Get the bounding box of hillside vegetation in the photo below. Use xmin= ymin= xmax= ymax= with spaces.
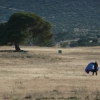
xmin=0 ymin=0 xmax=100 ymax=33
xmin=0 ymin=0 xmax=100 ymax=46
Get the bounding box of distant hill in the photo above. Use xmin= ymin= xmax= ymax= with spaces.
xmin=0 ymin=0 xmax=100 ymax=34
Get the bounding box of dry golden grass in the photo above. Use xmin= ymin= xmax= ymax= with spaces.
xmin=0 ymin=46 xmax=100 ymax=100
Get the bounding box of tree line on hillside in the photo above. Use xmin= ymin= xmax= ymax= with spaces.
xmin=54 ymin=31 xmax=100 ymax=47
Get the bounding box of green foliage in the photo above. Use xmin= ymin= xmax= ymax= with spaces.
xmin=60 ymin=42 xmax=69 ymax=48
xmin=54 ymin=30 xmax=100 ymax=47
xmin=1 ymin=0 xmax=100 ymax=47
xmin=54 ymin=32 xmax=75 ymax=42
xmin=66 ymin=96 xmax=80 ymax=100
xmin=0 ymin=12 xmax=53 ymax=50
xmin=70 ymin=41 xmax=78 ymax=47
xmin=77 ymin=37 xmax=99 ymax=46
xmin=0 ymin=0 xmax=100 ymax=34
xmin=31 ymin=20 xmax=53 ymax=46
xmin=69 ymin=37 xmax=100 ymax=47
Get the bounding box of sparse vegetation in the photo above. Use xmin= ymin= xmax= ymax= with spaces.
xmin=66 ymin=96 xmax=80 ymax=100
xmin=0 ymin=50 xmax=64 ymax=63
xmin=0 ymin=46 xmax=100 ymax=100
xmin=0 ymin=0 xmax=100 ymax=34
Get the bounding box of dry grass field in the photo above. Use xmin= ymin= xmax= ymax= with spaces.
xmin=0 ymin=46 xmax=100 ymax=100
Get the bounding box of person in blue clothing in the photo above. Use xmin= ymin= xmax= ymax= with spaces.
xmin=92 ymin=61 xmax=98 ymax=76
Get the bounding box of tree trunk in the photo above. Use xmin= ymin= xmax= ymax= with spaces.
xmin=15 ymin=44 xmax=21 ymax=51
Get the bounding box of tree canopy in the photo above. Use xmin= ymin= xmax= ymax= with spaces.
xmin=0 ymin=12 xmax=53 ymax=51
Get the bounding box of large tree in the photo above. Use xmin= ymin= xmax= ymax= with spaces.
xmin=0 ymin=12 xmax=53 ymax=51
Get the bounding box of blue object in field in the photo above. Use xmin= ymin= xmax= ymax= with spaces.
xmin=85 ymin=62 xmax=99 ymax=74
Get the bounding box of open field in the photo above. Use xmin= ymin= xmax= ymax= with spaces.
xmin=0 ymin=46 xmax=100 ymax=100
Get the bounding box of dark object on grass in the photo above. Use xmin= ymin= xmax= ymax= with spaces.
xmin=85 ymin=62 xmax=99 ymax=74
